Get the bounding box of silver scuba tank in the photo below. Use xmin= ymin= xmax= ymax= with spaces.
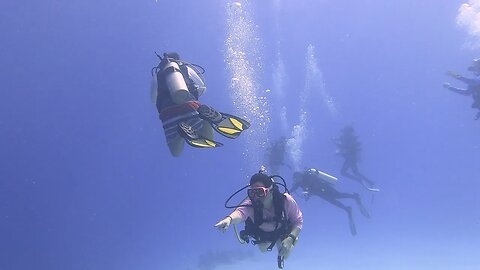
xmin=162 ymin=61 xmax=190 ymax=104
xmin=150 ymin=71 xmax=158 ymax=104
xmin=306 ymin=168 xmax=338 ymax=184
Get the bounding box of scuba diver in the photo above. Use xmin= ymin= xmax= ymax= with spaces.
xmin=333 ymin=125 xmax=379 ymax=192
xmin=151 ymin=52 xmax=250 ymax=156
xmin=265 ymin=137 xmax=289 ymax=175
xmin=291 ymin=168 xmax=370 ymax=236
xmin=443 ymin=58 xmax=480 ymax=120
xmin=214 ymin=168 xmax=303 ymax=269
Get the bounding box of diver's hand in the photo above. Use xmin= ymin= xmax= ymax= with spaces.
xmin=302 ymin=191 xmax=311 ymax=201
xmin=443 ymin=82 xmax=452 ymax=89
xmin=279 ymin=236 xmax=294 ymax=257
xmin=214 ymin=216 xmax=232 ymax=232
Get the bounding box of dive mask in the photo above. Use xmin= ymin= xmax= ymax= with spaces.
xmin=248 ymin=186 xmax=269 ymax=199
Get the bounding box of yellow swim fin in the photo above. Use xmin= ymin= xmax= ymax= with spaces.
xmin=177 ymin=122 xmax=223 ymax=148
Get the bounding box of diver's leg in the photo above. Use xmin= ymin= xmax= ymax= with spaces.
xmin=351 ymin=163 xmax=375 ymax=186
xmin=340 ymin=160 xmax=350 ymax=176
xmin=352 ymin=193 xmax=370 ymax=218
xmin=161 ymin=119 xmax=186 ymax=157
xmin=257 ymin=242 xmax=272 ymax=253
xmin=196 ymin=120 xmax=214 ymax=140
xmin=333 ymin=192 xmax=370 ymax=218
xmin=320 ymin=194 xmax=357 ymax=236
xmin=341 ymin=161 xmax=364 ymax=185
xmin=167 ymin=135 xmax=185 ymax=157
xmin=320 ymin=193 xmax=350 ymax=212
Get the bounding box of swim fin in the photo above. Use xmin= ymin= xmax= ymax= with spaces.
xmin=347 ymin=209 xmax=357 ymax=236
xmin=197 ymin=105 xmax=250 ymax=139
xmin=361 ymin=180 xmax=380 ymax=192
xmin=177 ymin=122 xmax=223 ymax=148
xmin=364 ymin=186 xmax=380 ymax=192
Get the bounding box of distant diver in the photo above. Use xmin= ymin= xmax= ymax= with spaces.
xmin=443 ymin=59 xmax=480 ymax=120
xmin=292 ymin=168 xmax=370 ymax=236
xmin=215 ymin=168 xmax=303 ymax=269
xmin=151 ymin=52 xmax=250 ymax=156
xmin=265 ymin=137 xmax=290 ymax=175
xmin=333 ymin=125 xmax=379 ymax=192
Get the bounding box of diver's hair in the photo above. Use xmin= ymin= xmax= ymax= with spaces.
xmin=253 ymin=200 xmax=264 ymax=226
xmin=250 ymin=173 xmax=273 ymax=187
xmin=271 ymin=186 xmax=286 ymax=223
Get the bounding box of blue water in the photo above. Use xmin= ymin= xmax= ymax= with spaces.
xmin=1 ymin=0 xmax=479 ymax=269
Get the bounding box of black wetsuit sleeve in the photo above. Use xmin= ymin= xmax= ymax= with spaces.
xmin=455 ymin=75 xmax=477 ymax=85
xmin=290 ymin=181 xmax=300 ymax=193
xmin=447 ymin=86 xmax=472 ymax=96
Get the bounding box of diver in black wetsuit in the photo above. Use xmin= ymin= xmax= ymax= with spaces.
xmin=265 ymin=137 xmax=289 ymax=175
xmin=333 ymin=126 xmax=379 ymax=192
xmin=443 ymin=59 xmax=480 ymax=120
xmin=291 ymin=168 xmax=369 ymax=236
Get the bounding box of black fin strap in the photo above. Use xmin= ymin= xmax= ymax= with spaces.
xmin=278 ymin=256 xmax=284 ymax=269
xmin=267 ymin=240 xmax=276 ymax=251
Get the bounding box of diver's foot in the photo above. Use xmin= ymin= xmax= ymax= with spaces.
xmin=177 ymin=122 xmax=224 ymax=148
xmin=177 ymin=121 xmax=198 ymax=140
xmin=198 ymin=105 xmax=223 ymax=123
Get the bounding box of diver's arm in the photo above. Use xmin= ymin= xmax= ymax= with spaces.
xmin=290 ymin=182 xmax=300 ymax=193
xmin=443 ymin=83 xmax=472 ymax=96
xmin=279 ymin=226 xmax=301 ymax=255
xmin=227 ymin=210 xmax=244 ymax=225
xmin=289 ymin=226 xmax=301 ymax=240
xmin=331 ymin=137 xmax=341 ymax=146
xmin=214 ymin=209 xmax=245 ymax=232
xmin=447 ymin=71 xmax=477 ymax=84
xmin=285 ymin=194 xmax=303 ymax=238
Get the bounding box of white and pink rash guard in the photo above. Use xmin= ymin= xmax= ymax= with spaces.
xmin=235 ymin=193 xmax=303 ymax=232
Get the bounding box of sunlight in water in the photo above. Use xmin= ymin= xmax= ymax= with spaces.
xmin=457 ymin=0 xmax=480 ymax=48
xmin=305 ymin=44 xmax=338 ymax=117
xmin=224 ymin=0 xmax=270 ymax=171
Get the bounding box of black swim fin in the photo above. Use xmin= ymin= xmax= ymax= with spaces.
xmin=197 ymin=105 xmax=250 ymax=139
xmin=347 ymin=208 xmax=357 ymax=236
xmin=177 ymin=122 xmax=223 ymax=148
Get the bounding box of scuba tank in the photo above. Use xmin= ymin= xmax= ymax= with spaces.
xmin=150 ymin=71 xmax=158 ymax=104
xmin=306 ymin=168 xmax=338 ymax=184
xmin=162 ymin=60 xmax=191 ymax=105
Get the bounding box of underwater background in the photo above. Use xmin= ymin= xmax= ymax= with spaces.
xmin=1 ymin=0 xmax=480 ymax=269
